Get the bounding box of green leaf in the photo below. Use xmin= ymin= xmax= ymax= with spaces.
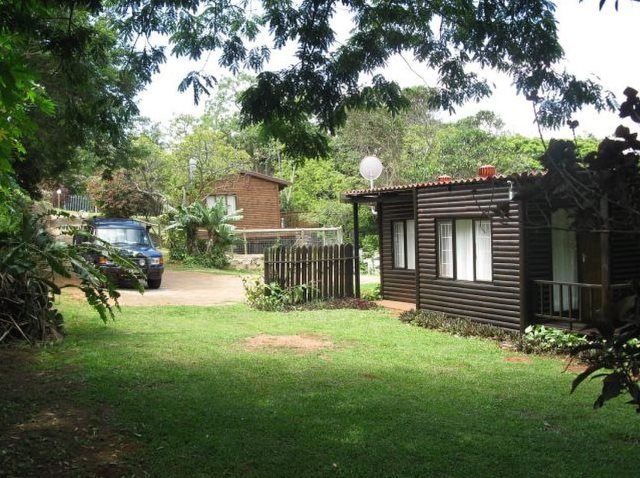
xmin=571 ymin=364 xmax=604 ymax=394
xmin=594 ymin=372 xmax=626 ymax=409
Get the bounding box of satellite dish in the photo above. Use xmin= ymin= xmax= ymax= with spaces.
xmin=359 ymin=156 xmax=383 ymax=188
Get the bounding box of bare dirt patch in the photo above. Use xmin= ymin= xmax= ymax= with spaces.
xmin=0 ymin=348 xmax=145 ymax=477
xmin=504 ymin=355 xmax=533 ymax=364
xmin=563 ymin=360 xmax=589 ymax=374
xmin=243 ymin=334 xmax=333 ymax=351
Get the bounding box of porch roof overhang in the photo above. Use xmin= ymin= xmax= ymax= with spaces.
xmin=341 ymin=171 xmax=545 ymax=204
xmin=341 ymin=190 xmax=414 ymax=204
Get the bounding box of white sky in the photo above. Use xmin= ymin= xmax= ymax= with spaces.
xmin=137 ymin=1 xmax=640 ymax=139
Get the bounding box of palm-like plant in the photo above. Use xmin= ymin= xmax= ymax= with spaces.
xmin=165 ymin=204 xmax=202 ymax=255
xmin=165 ymin=201 xmax=242 ymax=263
xmin=193 ymin=201 xmax=243 ymax=254
xmin=0 ymin=208 xmax=139 ymax=343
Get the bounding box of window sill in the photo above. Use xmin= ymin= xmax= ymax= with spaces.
xmin=435 ymin=277 xmax=494 ymax=284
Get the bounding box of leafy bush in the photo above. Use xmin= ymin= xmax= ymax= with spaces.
xmin=243 ymin=276 xmax=312 ymax=311
xmin=570 ymin=320 xmax=640 ymax=412
xmin=399 ymin=310 xmax=517 ymax=342
xmin=400 ymin=312 xmax=590 ymax=355
xmin=0 ymin=207 xmax=137 ymax=344
xmin=243 ymin=276 xmax=379 ymax=312
xmin=165 ymin=202 xmax=240 ymax=268
xmin=360 ymin=234 xmax=379 ymax=258
xmin=517 ymin=325 xmax=588 ymax=356
xmin=182 ymin=248 xmax=229 ymax=269
xmin=361 ymin=283 xmax=381 ymax=301
xmin=87 ymin=170 xmax=161 ymax=218
xmin=301 ymin=297 xmax=379 ymax=311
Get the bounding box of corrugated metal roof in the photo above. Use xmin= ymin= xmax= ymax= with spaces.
xmin=343 ymin=170 xmax=545 ymax=198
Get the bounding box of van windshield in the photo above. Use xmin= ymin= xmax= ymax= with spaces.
xmin=95 ymin=227 xmax=151 ymax=246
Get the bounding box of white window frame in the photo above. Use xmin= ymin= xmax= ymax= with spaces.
xmin=392 ymin=219 xmax=416 ymax=270
xmin=206 ymin=194 xmax=237 ymax=215
xmin=437 ymin=218 xmax=492 ymax=282
xmin=438 ymin=221 xmax=454 ymax=278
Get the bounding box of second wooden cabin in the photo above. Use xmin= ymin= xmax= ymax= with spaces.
xmin=343 ymin=166 xmax=640 ymax=331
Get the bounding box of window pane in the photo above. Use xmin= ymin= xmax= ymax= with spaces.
xmin=475 ymin=220 xmax=492 ymax=281
xmin=438 ymin=221 xmax=453 ymax=278
xmin=205 ymin=195 xmax=217 ymax=208
xmin=455 ymin=219 xmax=474 ymax=280
xmin=406 ymin=220 xmax=416 ymax=270
xmin=226 ymin=195 xmax=237 ymax=214
xmin=393 ymin=222 xmax=405 ymax=268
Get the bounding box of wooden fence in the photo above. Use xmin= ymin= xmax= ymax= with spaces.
xmin=264 ymin=245 xmax=355 ymax=301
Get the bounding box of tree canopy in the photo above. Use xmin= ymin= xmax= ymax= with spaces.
xmin=1 ymin=2 xmax=153 ymax=194
xmin=1 ymin=0 xmax=628 ymax=186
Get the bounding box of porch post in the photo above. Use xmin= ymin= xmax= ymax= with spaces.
xmin=353 ymin=201 xmax=361 ymax=298
xmin=600 ymin=195 xmax=611 ymax=316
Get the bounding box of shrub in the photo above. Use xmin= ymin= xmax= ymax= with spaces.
xmin=87 ymin=170 xmax=161 ymax=218
xmin=0 ymin=208 xmax=137 ymax=344
xmin=400 ymin=311 xmax=594 ymax=358
xmin=243 ymin=277 xmax=312 ymax=311
xmin=361 ymin=283 xmax=381 ymax=301
xmin=301 ymin=297 xmax=379 ymax=311
xmin=183 ymin=249 xmax=229 ymax=269
xmin=243 ymin=277 xmax=377 ymax=312
xmin=165 ymin=202 xmax=240 ymax=269
xmin=398 ymin=310 xmax=517 ymax=342
xmin=517 ymin=325 xmax=588 ymax=356
xmin=570 ymin=320 xmax=640 ymax=412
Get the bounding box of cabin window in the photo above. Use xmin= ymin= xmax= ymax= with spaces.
xmin=392 ymin=220 xmax=415 ymax=270
xmin=205 ymin=194 xmax=237 ymax=214
xmin=437 ymin=219 xmax=492 ymax=281
xmin=438 ymin=221 xmax=454 ymax=278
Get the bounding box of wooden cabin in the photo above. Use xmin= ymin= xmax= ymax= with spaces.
xmin=343 ymin=166 xmax=640 ymax=331
xmin=204 ymin=171 xmax=290 ymax=229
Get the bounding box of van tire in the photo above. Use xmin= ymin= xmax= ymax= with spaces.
xmin=147 ymin=278 xmax=162 ymax=289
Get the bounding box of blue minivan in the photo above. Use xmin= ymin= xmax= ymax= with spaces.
xmin=80 ymin=218 xmax=164 ymax=289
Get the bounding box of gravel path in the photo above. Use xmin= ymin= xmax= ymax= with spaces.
xmin=115 ymin=269 xmax=247 ymax=306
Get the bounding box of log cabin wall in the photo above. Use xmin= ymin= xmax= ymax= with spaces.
xmin=611 ymin=233 xmax=640 ymax=283
xmin=416 ymin=181 xmax=523 ymax=330
xmin=379 ymin=194 xmax=417 ymax=304
xmin=610 ymin=206 xmax=640 ymax=284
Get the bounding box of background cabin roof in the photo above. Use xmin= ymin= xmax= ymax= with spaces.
xmin=240 ymin=171 xmax=291 ymax=190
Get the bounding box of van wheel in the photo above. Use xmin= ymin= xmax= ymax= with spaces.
xmin=147 ymin=278 xmax=162 ymax=289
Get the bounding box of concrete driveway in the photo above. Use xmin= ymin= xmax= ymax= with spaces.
xmin=116 ymin=269 xmax=247 ymax=306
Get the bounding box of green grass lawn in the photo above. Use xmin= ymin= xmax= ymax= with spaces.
xmin=14 ymin=300 xmax=640 ymax=477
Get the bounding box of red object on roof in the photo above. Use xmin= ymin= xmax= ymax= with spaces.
xmin=478 ymin=165 xmax=497 ymax=178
